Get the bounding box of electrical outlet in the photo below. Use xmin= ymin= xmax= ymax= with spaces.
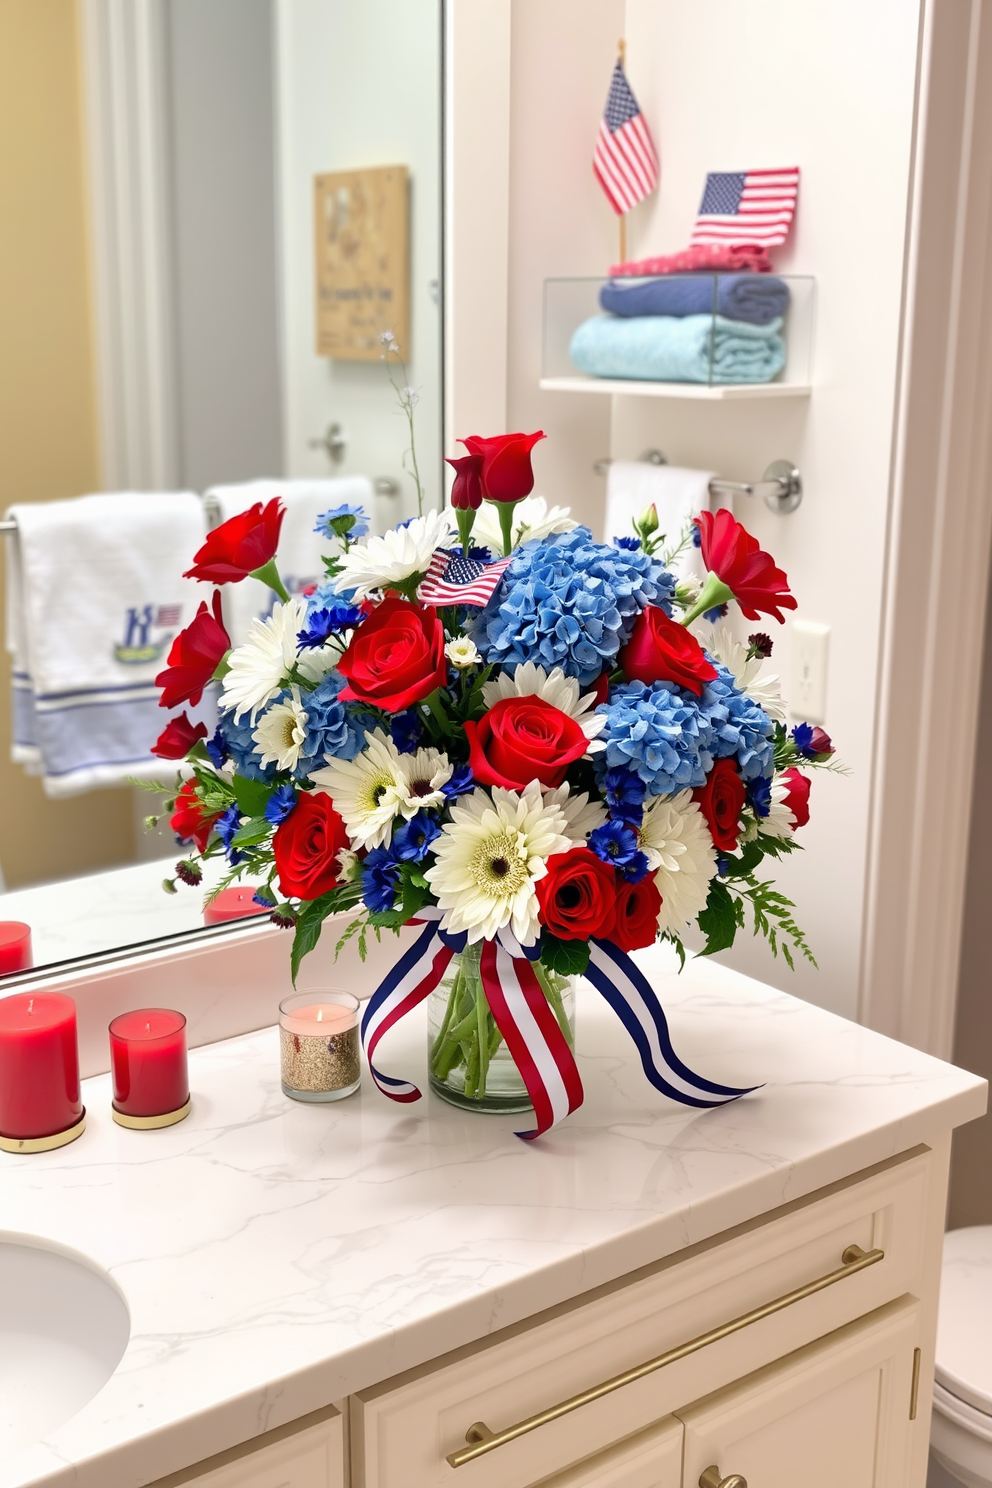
xmin=789 ymin=621 xmax=830 ymax=724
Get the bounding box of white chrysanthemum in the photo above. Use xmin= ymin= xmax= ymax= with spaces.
xmin=702 ymin=625 xmax=786 ymax=722
xmin=297 ymin=632 xmax=352 ymax=686
xmin=220 ymin=596 xmax=309 ymax=722
xmin=396 ymin=746 xmax=454 ymax=819
xmin=761 ymin=775 xmax=798 ymax=840
xmin=338 ymin=848 xmax=362 ymax=884
xmin=331 ymin=508 xmax=455 ymax=601
xmin=445 ymin=636 xmax=481 ymax=669
xmin=311 ymin=730 xmax=406 ymax=849
xmin=639 ymin=789 xmax=717 ymax=936
xmin=481 ymin=662 xmax=606 ymax=750
xmin=424 ymin=781 xmax=571 ymax=945
xmin=472 ymin=495 xmax=576 ymax=552
xmin=544 ymin=783 xmax=608 ymax=845
xmin=253 ymin=686 xmax=308 ymax=771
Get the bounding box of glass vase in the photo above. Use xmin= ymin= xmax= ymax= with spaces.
xmin=427 ymin=941 xmax=576 ymax=1113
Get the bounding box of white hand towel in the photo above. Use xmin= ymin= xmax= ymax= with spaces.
xmin=604 ymin=462 xmax=718 ymax=578
xmin=206 ymin=477 xmax=374 ymax=645
xmin=5 ymin=491 xmax=207 ymax=797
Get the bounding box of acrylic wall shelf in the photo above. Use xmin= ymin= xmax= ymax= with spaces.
xmin=541 ymin=274 xmax=815 ymax=400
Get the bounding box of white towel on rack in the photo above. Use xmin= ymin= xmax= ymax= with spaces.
xmin=205 ymin=477 xmax=374 ymax=645
xmin=604 ymin=463 xmax=720 ymax=578
xmin=5 ymin=492 xmax=207 ymax=797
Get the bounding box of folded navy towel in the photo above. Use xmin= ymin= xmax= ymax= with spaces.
xmin=599 ymin=273 xmax=790 ymax=327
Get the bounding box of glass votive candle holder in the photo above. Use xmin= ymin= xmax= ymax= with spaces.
xmin=109 ymin=1009 xmax=190 ymax=1129
xmin=279 ymin=990 xmax=361 ymax=1103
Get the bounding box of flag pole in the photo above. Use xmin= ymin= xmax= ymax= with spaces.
xmin=617 ymin=38 xmax=627 ymax=266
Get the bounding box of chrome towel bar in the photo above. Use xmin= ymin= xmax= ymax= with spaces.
xmin=594 ymin=450 xmax=803 ymax=514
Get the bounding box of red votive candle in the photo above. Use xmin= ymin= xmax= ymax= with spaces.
xmin=0 ymin=992 xmax=85 ymax=1153
xmin=203 ymin=886 xmax=268 ymax=925
xmin=0 ymin=922 xmax=33 ymax=976
xmin=109 ymin=1008 xmax=190 ymax=1129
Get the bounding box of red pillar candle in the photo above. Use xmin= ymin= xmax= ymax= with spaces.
xmin=0 ymin=922 xmax=33 ymax=976
xmin=203 ymin=886 xmax=268 ymax=925
xmin=0 ymin=992 xmax=84 ymax=1152
xmin=109 ymin=1009 xmax=190 ymax=1128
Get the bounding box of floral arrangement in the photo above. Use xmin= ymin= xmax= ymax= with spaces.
xmin=151 ymin=426 xmax=840 ymax=1135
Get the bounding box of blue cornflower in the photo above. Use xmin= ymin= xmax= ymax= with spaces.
xmin=597 ymin=681 xmax=712 ymax=794
xmin=314 ymin=503 xmax=369 ymax=540
xmin=252 ymin=888 xmax=276 ymax=907
xmin=603 ymin=766 xmax=646 ymax=825
xmin=214 ymin=710 xmax=276 ymax=782
xmin=476 ymin=526 xmax=677 ymax=686
xmin=442 ymin=763 xmax=475 ymax=799
xmin=704 ymin=603 xmax=729 ymax=623
xmin=362 ymin=848 xmax=401 ymax=914
xmin=390 ymin=708 xmax=424 ymax=755
xmin=296 ymin=675 xmax=366 ymax=772
xmin=716 ymin=856 xmax=730 ymax=876
xmin=297 ymin=604 xmax=364 ymax=649
xmin=691 ymin=525 xmax=702 ymax=548
xmin=697 ymin=662 xmax=775 ymax=782
xmin=215 ymin=803 xmax=245 ymax=865
xmin=265 ymin=783 xmax=297 ymax=825
xmin=748 ymin=776 xmax=772 ymax=818
xmin=612 ymin=535 xmax=641 ymax=551
xmin=206 ymin=726 xmax=228 ymax=770
xmin=392 ymin=813 xmax=441 ymax=862
xmin=791 ymin=722 xmax=816 ymax=759
xmin=589 ymin=820 xmax=650 ymax=883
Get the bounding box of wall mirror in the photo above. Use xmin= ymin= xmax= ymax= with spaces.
xmin=0 ymin=0 xmax=443 ymax=974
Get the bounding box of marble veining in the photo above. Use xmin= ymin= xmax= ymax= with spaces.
xmin=0 ymin=951 xmax=984 ymax=1488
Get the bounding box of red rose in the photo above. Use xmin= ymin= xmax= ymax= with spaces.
xmin=694 ymin=509 xmax=797 ymax=623
xmin=536 ymin=848 xmax=617 ymax=941
xmin=465 ymin=696 xmax=588 ymax=790
xmin=612 ymin=876 xmax=663 ymax=952
xmin=151 ymin=713 xmax=207 ymax=760
xmin=619 ymin=605 xmax=718 ymax=695
xmin=781 ymin=767 xmax=811 ymax=828
xmin=169 ymin=780 xmax=221 ymax=854
xmin=337 ymin=597 xmax=446 ymax=712
xmin=273 ymin=792 xmax=349 ymax=900
xmin=588 ymin=670 xmax=611 ymax=707
xmin=155 ymin=591 xmax=230 ymax=709
xmin=445 ymin=452 xmax=484 ymax=510
xmin=694 ymin=757 xmax=747 ymax=852
xmin=184 ymin=499 xmax=285 ymax=584
xmin=460 ymin=431 xmax=546 ymax=503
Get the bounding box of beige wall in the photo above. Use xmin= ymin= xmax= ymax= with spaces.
xmin=0 ymin=0 xmax=133 ymax=888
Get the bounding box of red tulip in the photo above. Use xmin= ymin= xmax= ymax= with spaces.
xmin=151 ymin=713 xmax=208 ymax=760
xmin=169 ymin=780 xmax=221 ymax=854
xmin=446 ymin=453 xmax=485 ymax=510
xmin=690 ymin=509 xmax=797 ymax=624
xmin=781 ymin=767 xmax=811 ymax=828
xmin=155 ymin=591 xmax=230 ymax=709
xmin=460 ymin=431 xmax=546 ymax=503
xmin=185 ymin=499 xmax=285 ymax=584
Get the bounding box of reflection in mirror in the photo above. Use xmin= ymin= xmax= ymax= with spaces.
xmin=0 ymin=0 xmax=442 ymax=974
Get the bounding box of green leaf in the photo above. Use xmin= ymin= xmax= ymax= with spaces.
xmin=290 ymin=891 xmax=340 ymax=983
xmin=721 ymin=837 xmax=766 ymax=878
xmin=539 ymin=935 xmax=590 ymax=977
xmin=231 ymin=816 xmax=271 ymax=848
xmin=230 ymin=776 xmax=271 ymax=817
xmin=697 ymin=880 xmax=743 ymax=957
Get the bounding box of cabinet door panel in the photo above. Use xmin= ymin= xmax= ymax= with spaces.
xmin=536 ymin=1417 xmax=682 ymax=1487
xmin=677 ymin=1300 xmax=919 ymax=1488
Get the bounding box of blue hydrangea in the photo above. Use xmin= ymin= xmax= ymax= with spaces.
xmin=697 ymin=662 xmax=775 ymax=782
xmin=297 ymin=675 xmax=366 ymax=772
xmin=612 ymin=535 xmax=641 ymax=551
xmin=476 ymin=527 xmax=677 ymax=686
xmin=314 ymin=503 xmax=369 ymax=540
xmin=596 ymin=681 xmax=712 ymax=794
xmin=305 ymin=580 xmax=360 ymax=612
xmin=213 ymin=710 xmax=276 ymax=782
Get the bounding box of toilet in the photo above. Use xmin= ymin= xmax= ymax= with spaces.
xmin=930 ymin=1227 xmax=992 ymax=1487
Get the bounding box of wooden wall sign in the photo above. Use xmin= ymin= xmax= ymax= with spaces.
xmin=313 ymin=165 xmax=410 ymax=361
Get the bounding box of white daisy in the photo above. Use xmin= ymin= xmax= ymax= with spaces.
xmin=701 ymin=625 xmax=786 ymax=722
xmin=331 ymin=508 xmax=455 ymax=601
xmin=424 ymin=781 xmax=571 ymax=945
xmin=639 ymin=790 xmax=717 ymax=936
xmin=544 ymin=783 xmax=608 ymax=845
xmin=220 ymin=596 xmax=309 ymax=722
xmin=761 ymin=775 xmax=798 ymax=840
xmin=252 ymin=686 xmax=308 ymax=772
xmin=481 ymin=662 xmax=606 ymax=750
xmin=445 ymin=636 xmax=481 ymax=669
xmin=311 ymin=730 xmax=406 ymax=849
xmin=396 ymin=746 xmax=454 ymax=819
xmin=472 ymin=495 xmax=576 ymax=552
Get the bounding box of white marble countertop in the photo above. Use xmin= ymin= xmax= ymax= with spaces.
xmin=0 ymin=951 xmax=985 ymax=1488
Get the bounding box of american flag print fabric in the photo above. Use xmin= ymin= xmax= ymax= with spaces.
xmin=690 ymin=168 xmax=800 ymax=249
xmin=593 ymin=59 xmax=659 ymax=215
xmin=417 ymin=549 xmax=512 ymax=608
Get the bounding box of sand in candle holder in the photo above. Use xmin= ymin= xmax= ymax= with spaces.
xmin=278 ymin=991 xmax=361 ymax=1102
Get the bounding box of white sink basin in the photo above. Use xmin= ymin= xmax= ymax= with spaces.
xmin=0 ymin=1235 xmax=130 ymax=1461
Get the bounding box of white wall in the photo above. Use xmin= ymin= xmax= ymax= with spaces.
xmin=275 ymin=0 xmax=442 ymax=525
xmin=505 ymin=1 xmax=924 ymax=1020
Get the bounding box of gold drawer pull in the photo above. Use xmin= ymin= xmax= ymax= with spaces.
xmin=700 ymin=1469 xmax=747 ymax=1488
xmin=446 ymin=1243 xmax=883 ymax=1468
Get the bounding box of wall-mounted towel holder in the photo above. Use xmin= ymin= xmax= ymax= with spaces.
xmin=593 ymin=450 xmax=803 ymax=515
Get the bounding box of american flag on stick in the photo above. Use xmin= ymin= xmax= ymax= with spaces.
xmin=690 ymin=168 xmax=800 ymax=249
xmin=593 ymin=59 xmax=659 ymax=216
xmin=418 ymin=549 xmax=512 ymax=609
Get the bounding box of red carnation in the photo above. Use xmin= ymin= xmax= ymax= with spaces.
xmin=155 ymin=591 xmax=230 ymax=709
xmin=781 ymin=767 xmax=811 ymax=829
xmin=694 ymin=758 xmax=747 ymax=852
xmin=169 ymin=780 xmax=221 ymax=854
xmin=465 ymin=696 xmax=588 ymax=791
xmin=612 ymin=876 xmax=663 ymax=952
xmin=692 ymin=509 xmax=797 ymax=624
xmin=620 ymin=605 xmax=717 ymax=695
xmin=151 ymin=713 xmax=207 ymax=760
xmin=460 ymin=431 xmax=546 ymax=503
xmin=185 ymin=499 xmax=284 ymax=584
xmin=445 ymin=452 xmax=484 ymax=510
xmin=273 ymin=792 xmax=349 ymax=900
xmin=536 ymin=848 xmax=617 ymax=941
xmin=337 ymin=597 xmax=446 ymax=712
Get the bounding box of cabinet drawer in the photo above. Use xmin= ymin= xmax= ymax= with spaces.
xmin=352 ymin=1149 xmax=929 ymax=1488
xmin=144 ymin=1406 xmax=343 ymax=1488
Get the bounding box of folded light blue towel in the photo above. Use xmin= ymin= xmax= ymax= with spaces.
xmin=569 ymin=313 xmax=786 ymax=385
xmin=599 ymin=273 xmax=790 ymax=326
